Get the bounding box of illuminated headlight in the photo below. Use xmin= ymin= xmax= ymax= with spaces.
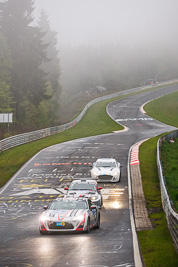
xmin=93 ymin=171 xmax=98 ymax=176
xmin=75 ymin=215 xmax=84 ymax=221
xmin=40 ymin=215 xmax=50 ymax=222
xmin=91 ymin=196 xmax=98 ymax=201
xmin=113 ymin=171 xmax=118 ymax=176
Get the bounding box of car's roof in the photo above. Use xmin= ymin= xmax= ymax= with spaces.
xmin=96 ymin=158 xmax=116 ymax=162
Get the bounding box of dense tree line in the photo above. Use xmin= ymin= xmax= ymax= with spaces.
xmin=0 ymin=0 xmax=61 ymax=136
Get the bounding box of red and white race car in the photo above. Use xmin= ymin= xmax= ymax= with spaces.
xmin=39 ymin=196 xmax=100 ymax=234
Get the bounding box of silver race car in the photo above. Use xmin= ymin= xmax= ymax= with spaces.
xmin=90 ymin=158 xmax=121 ymax=182
xmin=64 ymin=179 xmax=103 ymax=207
xmin=39 ymin=197 xmax=100 ymax=234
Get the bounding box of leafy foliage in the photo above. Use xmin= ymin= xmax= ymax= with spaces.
xmin=139 ymin=137 xmax=178 ymax=267
xmin=161 ymin=139 xmax=178 ymax=211
xmin=0 ymin=31 xmax=13 ymax=137
xmin=37 ymin=9 xmax=61 ymax=124
xmin=0 ymin=0 xmax=61 ymax=134
xmin=0 ymin=32 xmax=13 ymax=113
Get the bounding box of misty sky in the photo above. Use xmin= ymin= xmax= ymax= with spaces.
xmin=34 ymin=0 xmax=178 ymax=47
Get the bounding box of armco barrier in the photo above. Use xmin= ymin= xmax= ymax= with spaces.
xmin=157 ymin=130 xmax=178 ymax=252
xmin=0 ymin=78 xmax=178 ymax=153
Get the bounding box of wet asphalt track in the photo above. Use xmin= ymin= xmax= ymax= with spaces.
xmin=0 ymin=84 xmax=177 ymax=267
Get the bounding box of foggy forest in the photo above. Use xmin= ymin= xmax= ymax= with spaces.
xmin=0 ymin=0 xmax=178 ymax=137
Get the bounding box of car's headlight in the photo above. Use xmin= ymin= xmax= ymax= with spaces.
xmin=92 ymin=171 xmax=98 ymax=176
xmin=40 ymin=215 xmax=50 ymax=222
xmin=113 ymin=171 xmax=118 ymax=176
xmin=90 ymin=196 xmax=99 ymax=201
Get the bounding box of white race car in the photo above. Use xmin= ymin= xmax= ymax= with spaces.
xmin=90 ymin=158 xmax=121 ymax=182
xmin=39 ymin=196 xmax=100 ymax=234
xmin=64 ymin=179 xmax=103 ymax=207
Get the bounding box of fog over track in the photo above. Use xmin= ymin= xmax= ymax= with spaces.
xmin=35 ymin=0 xmax=178 ymax=47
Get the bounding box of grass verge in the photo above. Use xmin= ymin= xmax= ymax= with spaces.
xmin=138 ymin=137 xmax=178 ymax=266
xmin=144 ymin=91 xmax=178 ymax=127
xmin=138 ymin=91 xmax=178 ymax=266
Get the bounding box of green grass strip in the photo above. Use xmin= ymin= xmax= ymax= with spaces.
xmin=144 ymin=91 xmax=178 ymax=127
xmin=138 ymin=137 xmax=178 ymax=267
xmin=144 ymin=90 xmax=178 ymax=211
xmin=138 ymin=91 xmax=178 ymax=266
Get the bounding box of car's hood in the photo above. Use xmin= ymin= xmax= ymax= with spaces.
xmin=93 ymin=167 xmax=116 ymax=173
xmin=43 ymin=209 xmax=86 ymax=220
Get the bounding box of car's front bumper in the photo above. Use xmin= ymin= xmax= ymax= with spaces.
xmin=96 ymin=174 xmax=120 ymax=182
xmin=40 ymin=217 xmax=87 ymax=232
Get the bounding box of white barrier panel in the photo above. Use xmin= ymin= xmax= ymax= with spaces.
xmin=0 ymin=113 xmax=13 ymax=123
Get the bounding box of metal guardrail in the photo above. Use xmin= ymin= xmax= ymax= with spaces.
xmin=0 ymin=78 xmax=178 ymax=153
xmin=157 ymin=130 xmax=178 ymax=252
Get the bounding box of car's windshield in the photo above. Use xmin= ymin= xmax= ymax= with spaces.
xmin=95 ymin=161 xmax=116 ymax=168
xmin=69 ymin=183 xmax=96 ymax=191
xmin=49 ymin=200 xmax=87 ymax=210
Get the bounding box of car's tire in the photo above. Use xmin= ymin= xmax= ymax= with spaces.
xmin=86 ymin=218 xmax=90 ymax=233
xmin=95 ymin=214 xmax=100 ymax=229
xmin=118 ymin=173 xmax=121 ymax=182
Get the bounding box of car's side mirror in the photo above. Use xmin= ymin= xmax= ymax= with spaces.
xmin=43 ymin=205 xmax=48 ymax=210
xmin=98 ymin=187 xmax=103 ymax=190
xmin=64 ymin=187 xmax=69 ymax=190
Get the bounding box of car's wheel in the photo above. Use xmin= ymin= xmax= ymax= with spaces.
xmin=86 ymin=218 xmax=90 ymax=233
xmin=99 ymin=198 xmax=103 ymax=207
xmin=95 ymin=214 xmax=100 ymax=229
xmin=118 ymin=173 xmax=121 ymax=182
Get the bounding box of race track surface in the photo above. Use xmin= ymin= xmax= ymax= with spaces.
xmin=0 ymin=84 xmax=177 ymax=267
